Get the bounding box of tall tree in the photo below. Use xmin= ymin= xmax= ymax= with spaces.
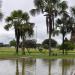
xmin=4 ymin=10 xmax=21 ymax=54
xmin=30 ymin=0 xmax=67 ymax=55
xmin=56 ymin=12 xmax=73 ymax=54
xmin=4 ymin=10 xmax=34 ymax=54
xmin=55 ymin=1 xmax=70 ymax=54
xmin=4 ymin=10 xmax=23 ymax=54
xmin=20 ymin=13 xmax=34 ymax=54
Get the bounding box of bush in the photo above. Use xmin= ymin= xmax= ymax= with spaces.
xmin=9 ymin=39 xmax=16 ymax=47
xmin=42 ymin=39 xmax=57 ymax=49
xmin=59 ymin=41 xmax=75 ymax=50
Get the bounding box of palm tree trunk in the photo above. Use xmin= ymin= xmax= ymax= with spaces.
xmin=62 ymin=24 xmax=65 ymax=55
xmin=15 ymin=28 xmax=20 ymax=54
xmin=49 ymin=16 xmax=52 ymax=56
xmin=22 ymin=36 xmax=25 ymax=55
xmin=62 ymin=32 xmax=65 ymax=54
xmin=49 ymin=29 xmax=51 ymax=56
xmin=16 ymin=38 xmax=19 ymax=54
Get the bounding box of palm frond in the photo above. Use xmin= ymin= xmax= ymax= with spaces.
xmin=30 ymin=8 xmax=41 ymax=16
xmin=0 ymin=12 xmax=3 ymax=20
xmin=52 ymin=30 xmax=59 ymax=36
xmin=71 ymin=7 xmax=75 ymax=17
xmin=22 ymin=12 xmax=29 ymax=21
xmin=4 ymin=24 xmax=12 ymax=30
xmin=58 ymin=1 xmax=68 ymax=11
xmin=34 ymin=0 xmax=44 ymax=9
xmin=5 ymin=17 xmax=13 ymax=22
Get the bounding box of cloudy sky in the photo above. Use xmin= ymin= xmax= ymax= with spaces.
xmin=0 ymin=0 xmax=75 ymax=44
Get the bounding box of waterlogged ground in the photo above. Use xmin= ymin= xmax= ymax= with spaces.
xmin=0 ymin=58 xmax=75 ymax=75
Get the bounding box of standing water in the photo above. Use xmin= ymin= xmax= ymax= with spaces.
xmin=0 ymin=58 xmax=75 ymax=75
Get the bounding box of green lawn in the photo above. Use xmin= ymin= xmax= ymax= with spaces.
xmin=0 ymin=47 xmax=75 ymax=59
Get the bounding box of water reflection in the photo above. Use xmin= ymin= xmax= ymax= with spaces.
xmin=48 ymin=60 xmax=51 ymax=75
xmin=16 ymin=59 xmax=19 ymax=75
xmin=62 ymin=59 xmax=75 ymax=75
xmin=22 ymin=59 xmax=25 ymax=75
xmin=0 ymin=58 xmax=75 ymax=75
xmin=15 ymin=58 xmax=36 ymax=75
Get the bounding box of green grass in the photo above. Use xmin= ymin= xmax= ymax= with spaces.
xmin=0 ymin=47 xmax=75 ymax=59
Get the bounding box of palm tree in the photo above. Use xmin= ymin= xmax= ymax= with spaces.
xmin=20 ymin=13 xmax=34 ymax=54
xmin=4 ymin=10 xmax=34 ymax=54
xmin=56 ymin=11 xmax=73 ymax=54
xmin=55 ymin=1 xmax=69 ymax=54
xmin=30 ymin=0 xmax=60 ymax=56
xmin=30 ymin=0 xmax=67 ymax=56
xmin=4 ymin=10 xmax=21 ymax=54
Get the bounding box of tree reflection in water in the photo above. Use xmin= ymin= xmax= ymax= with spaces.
xmin=62 ymin=59 xmax=75 ymax=75
xmin=15 ymin=58 xmax=75 ymax=75
xmin=22 ymin=59 xmax=25 ymax=75
xmin=15 ymin=58 xmax=36 ymax=75
xmin=16 ymin=59 xmax=19 ymax=75
xmin=48 ymin=60 xmax=51 ymax=75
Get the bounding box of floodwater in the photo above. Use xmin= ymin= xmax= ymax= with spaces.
xmin=0 ymin=58 xmax=75 ymax=75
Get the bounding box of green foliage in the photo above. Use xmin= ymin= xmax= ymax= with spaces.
xmin=9 ymin=39 xmax=16 ymax=47
xmin=21 ymin=40 xmax=36 ymax=48
xmin=42 ymin=39 xmax=57 ymax=49
xmin=59 ymin=41 xmax=75 ymax=50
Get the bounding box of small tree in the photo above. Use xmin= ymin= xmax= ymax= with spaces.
xmin=42 ymin=39 xmax=57 ymax=49
xmin=9 ymin=39 xmax=16 ymax=47
xmin=59 ymin=39 xmax=75 ymax=54
xmin=24 ymin=40 xmax=36 ymax=48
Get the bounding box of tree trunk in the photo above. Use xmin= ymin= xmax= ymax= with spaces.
xmin=16 ymin=38 xmax=19 ymax=54
xmin=49 ymin=16 xmax=52 ymax=56
xmin=49 ymin=29 xmax=51 ymax=56
xmin=15 ymin=28 xmax=20 ymax=54
xmin=22 ymin=36 xmax=25 ymax=55
xmin=62 ymin=34 xmax=64 ymax=54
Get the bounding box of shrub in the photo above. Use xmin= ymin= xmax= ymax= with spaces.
xmin=59 ymin=41 xmax=75 ymax=50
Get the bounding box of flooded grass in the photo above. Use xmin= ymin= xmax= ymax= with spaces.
xmin=0 ymin=47 xmax=75 ymax=59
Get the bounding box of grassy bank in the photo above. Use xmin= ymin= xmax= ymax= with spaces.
xmin=0 ymin=47 xmax=75 ymax=59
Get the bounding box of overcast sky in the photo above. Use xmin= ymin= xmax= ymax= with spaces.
xmin=0 ymin=0 xmax=75 ymax=44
